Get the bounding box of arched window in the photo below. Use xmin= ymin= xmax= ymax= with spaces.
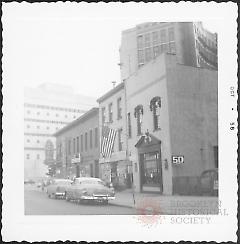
xmin=150 ymin=97 xmax=161 ymax=130
xmin=134 ymin=105 xmax=143 ymax=136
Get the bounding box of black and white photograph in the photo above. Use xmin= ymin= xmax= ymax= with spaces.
xmin=2 ymin=2 xmax=238 ymax=242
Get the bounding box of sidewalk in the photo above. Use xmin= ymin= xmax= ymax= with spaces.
xmin=109 ymin=189 xmax=219 ymax=215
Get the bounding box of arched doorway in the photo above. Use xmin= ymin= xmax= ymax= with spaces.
xmin=135 ymin=133 xmax=163 ymax=193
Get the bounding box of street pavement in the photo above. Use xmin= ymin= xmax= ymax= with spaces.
xmin=24 ymin=185 xmax=137 ymax=215
xmin=25 ymin=185 xmax=219 ymax=215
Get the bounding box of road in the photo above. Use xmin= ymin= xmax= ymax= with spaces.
xmin=24 ymin=185 xmax=137 ymax=215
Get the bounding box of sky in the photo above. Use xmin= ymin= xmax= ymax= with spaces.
xmin=3 ymin=3 xmax=221 ymax=99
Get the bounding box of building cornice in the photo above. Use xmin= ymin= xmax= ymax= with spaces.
xmin=97 ymin=82 xmax=124 ymax=103
xmin=53 ymin=107 xmax=99 ymax=137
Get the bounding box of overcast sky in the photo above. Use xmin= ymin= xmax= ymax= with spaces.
xmin=3 ymin=3 xmax=221 ymax=99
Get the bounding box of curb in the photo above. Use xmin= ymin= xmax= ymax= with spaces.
xmin=108 ymin=202 xmax=135 ymax=209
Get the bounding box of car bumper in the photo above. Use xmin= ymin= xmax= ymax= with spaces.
xmin=80 ymin=196 xmax=115 ymax=200
xmin=55 ymin=192 xmax=65 ymax=196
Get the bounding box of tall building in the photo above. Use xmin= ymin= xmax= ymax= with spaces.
xmin=119 ymin=22 xmax=218 ymax=81
xmin=125 ymin=53 xmax=218 ymax=194
xmin=24 ymin=83 xmax=97 ymax=180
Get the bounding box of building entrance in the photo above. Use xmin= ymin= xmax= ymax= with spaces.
xmin=135 ymin=133 xmax=163 ymax=193
xmin=140 ymin=152 xmax=163 ymax=192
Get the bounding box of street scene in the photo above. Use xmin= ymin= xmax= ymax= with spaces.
xmin=23 ymin=20 xmax=218 ymax=215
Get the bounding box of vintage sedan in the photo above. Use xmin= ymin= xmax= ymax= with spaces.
xmin=200 ymin=169 xmax=218 ymax=196
xmin=65 ymin=177 xmax=115 ymax=204
xmin=46 ymin=179 xmax=73 ymax=199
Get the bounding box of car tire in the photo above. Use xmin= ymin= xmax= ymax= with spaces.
xmin=65 ymin=192 xmax=70 ymax=201
xmin=103 ymin=200 xmax=108 ymax=205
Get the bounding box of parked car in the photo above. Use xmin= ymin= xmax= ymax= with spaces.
xmin=200 ymin=169 xmax=218 ymax=196
xmin=24 ymin=179 xmax=35 ymax=185
xmin=65 ymin=177 xmax=115 ymax=204
xmin=46 ymin=179 xmax=73 ymax=199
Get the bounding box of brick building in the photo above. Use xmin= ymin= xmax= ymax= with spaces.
xmin=97 ymin=83 xmax=132 ymax=190
xmin=53 ymin=107 xmax=99 ymax=179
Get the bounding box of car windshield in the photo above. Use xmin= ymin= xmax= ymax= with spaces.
xmin=55 ymin=180 xmax=72 ymax=185
xmin=79 ymin=180 xmax=105 ymax=185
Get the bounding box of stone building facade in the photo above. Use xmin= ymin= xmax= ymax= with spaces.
xmin=125 ymin=53 xmax=218 ymax=194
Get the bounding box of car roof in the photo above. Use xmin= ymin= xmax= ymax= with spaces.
xmin=54 ymin=179 xmax=72 ymax=182
xmin=75 ymin=177 xmax=102 ymax=181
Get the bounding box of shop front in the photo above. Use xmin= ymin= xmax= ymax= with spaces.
xmin=99 ymin=151 xmax=132 ymax=190
xmin=135 ymin=134 xmax=163 ymax=193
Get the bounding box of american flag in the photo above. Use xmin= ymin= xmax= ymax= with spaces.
xmin=101 ymin=126 xmax=117 ymax=158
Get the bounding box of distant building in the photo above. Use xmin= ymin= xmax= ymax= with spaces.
xmin=24 ymin=83 xmax=97 ymax=180
xmin=119 ymin=22 xmax=217 ymax=81
xmin=53 ymin=107 xmax=99 ymax=179
xmin=97 ymin=83 xmax=132 ymax=190
xmin=125 ymin=53 xmax=218 ymax=195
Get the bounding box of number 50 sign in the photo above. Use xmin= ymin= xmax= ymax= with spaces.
xmin=172 ymin=156 xmax=184 ymax=164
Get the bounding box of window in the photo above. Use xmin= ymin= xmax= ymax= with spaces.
xmin=26 ymin=154 xmax=30 ymax=159
xmin=134 ymin=105 xmax=143 ymax=136
xmin=85 ymin=132 xmax=88 ymax=151
xmin=118 ymin=128 xmax=123 ymax=151
xmin=160 ymin=43 xmax=168 ymax=53
xmin=153 ymin=46 xmax=160 ymax=58
xmin=95 ymin=128 xmax=98 ymax=147
xmin=27 ymin=139 xmax=30 ymax=143
xmin=152 ymin=31 xmax=159 ymax=45
xmin=81 ymin=135 xmax=83 ymax=152
xmin=117 ymin=97 xmax=122 ymax=119
xmin=68 ymin=140 xmax=71 ymax=155
xmin=127 ymin=113 xmax=132 ymax=138
xmin=37 ymin=140 xmax=40 ymax=144
xmin=150 ymin=97 xmax=161 ymax=130
xmin=137 ymin=35 xmax=144 ymax=49
xmin=108 ymin=103 xmax=113 ymax=123
xmin=90 ymin=130 xmax=93 ymax=149
xmin=65 ymin=115 xmax=68 ymax=118
xmin=144 ymin=33 xmax=151 ymax=47
xmin=27 ymin=125 xmax=30 ymax=129
xmin=160 ymin=29 xmax=167 ymax=43
xmin=73 ymin=138 xmax=76 ymax=154
xmin=56 ymin=114 xmax=59 ymax=117
xmin=168 ymin=27 xmax=174 ymax=41
xmin=102 ymin=107 xmax=106 ymax=125
xmin=77 ymin=137 xmax=79 ymax=153
xmin=46 ymin=126 xmax=49 ymax=130
xmin=37 ymin=125 xmax=40 ymax=129
xmin=37 ymin=112 xmax=40 ymax=116
xmin=56 ymin=127 xmax=58 ymax=131
xmin=138 ymin=50 xmax=144 ymax=64
xmin=59 ymin=143 xmax=62 ymax=156
xmin=47 ymin=112 xmax=49 ymax=116
xmin=169 ymin=42 xmax=176 ymax=53
xmin=213 ymin=146 xmax=218 ymax=168
xmin=37 ymin=154 xmax=40 ymax=160
xmin=145 ymin=48 xmax=152 ymax=62
xmin=27 ymin=110 xmax=30 ymax=114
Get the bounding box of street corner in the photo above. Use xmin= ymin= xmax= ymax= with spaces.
xmin=134 ymin=197 xmax=166 ymax=227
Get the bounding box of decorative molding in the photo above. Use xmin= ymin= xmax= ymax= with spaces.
xmin=150 ymin=96 xmax=161 ymax=111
